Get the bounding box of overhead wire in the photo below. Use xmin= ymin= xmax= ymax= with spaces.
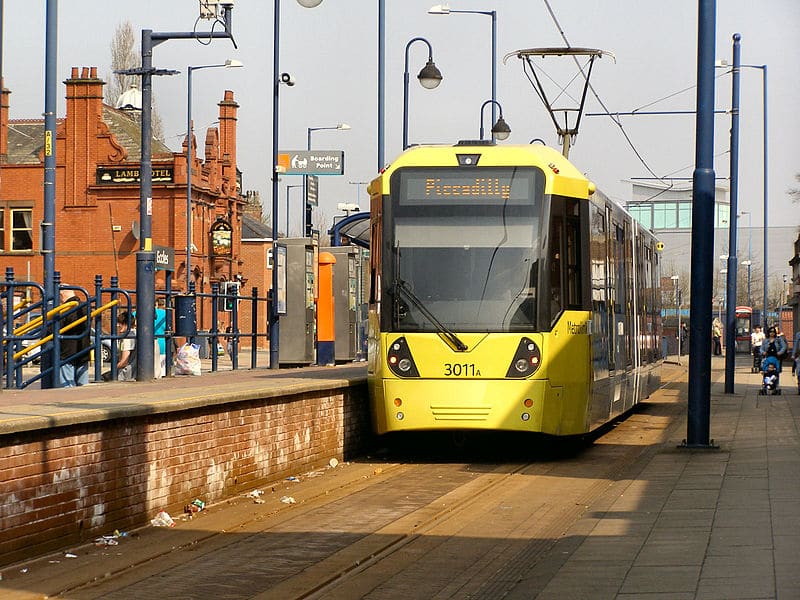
xmin=541 ymin=0 xmax=664 ymax=181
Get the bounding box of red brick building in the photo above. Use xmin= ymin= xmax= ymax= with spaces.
xmin=0 ymin=67 xmax=266 ymax=333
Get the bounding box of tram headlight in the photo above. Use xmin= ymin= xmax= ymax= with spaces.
xmin=506 ymin=337 xmax=541 ymax=378
xmin=387 ymin=336 xmax=420 ymax=378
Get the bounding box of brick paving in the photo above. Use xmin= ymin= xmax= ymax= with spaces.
xmin=1 ymin=355 xmax=798 ymax=599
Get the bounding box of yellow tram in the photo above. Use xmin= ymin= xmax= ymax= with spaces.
xmin=367 ymin=142 xmax=662 ymax=436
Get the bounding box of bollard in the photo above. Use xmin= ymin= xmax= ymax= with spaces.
xmin=317 ymin=252 xmax=337 ymax=366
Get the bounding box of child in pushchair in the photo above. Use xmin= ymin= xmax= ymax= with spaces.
xmin=760 ymin=356 xmax=781 ymax=395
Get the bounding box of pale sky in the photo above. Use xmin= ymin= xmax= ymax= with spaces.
xmin=2 ymin=1 xmax=799 ymax=237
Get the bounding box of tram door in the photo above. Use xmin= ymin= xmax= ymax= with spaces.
xmin=609 ymin=214 xmax=628 ymax=410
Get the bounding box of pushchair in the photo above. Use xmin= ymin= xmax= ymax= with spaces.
xmin=793 ymin=357 xmax=800 ymax=395
xmin=751 ymin=346 xmax=762 ymax=373
xmin=759 ymin=355 xmax=781 ymax=395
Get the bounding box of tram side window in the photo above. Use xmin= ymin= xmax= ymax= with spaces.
xmin=549 ymin=218 xmax=563 ymax=323
xmin=565 ymin=216 xmax=581 ymax=308
xmin=548 ymin=198 xmax=586 ymax=324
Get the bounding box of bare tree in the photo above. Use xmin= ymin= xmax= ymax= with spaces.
xmin=105 ymin=21 xmax=165 ymax=141
xmin=105 ymin=22 xmax=137 ymax=106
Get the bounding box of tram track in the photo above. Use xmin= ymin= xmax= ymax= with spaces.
xmin=11 ymin=366 xmax=688 ymax=600
xmin=290 ymin=374 xmax=688 ymax=599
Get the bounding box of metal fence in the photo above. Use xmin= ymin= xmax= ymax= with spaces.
xmin=1 ymin=268 xmax=269 ymax=389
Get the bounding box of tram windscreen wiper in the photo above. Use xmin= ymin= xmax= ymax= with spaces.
xmin=394 ymin=279 xmax=468 ymax=352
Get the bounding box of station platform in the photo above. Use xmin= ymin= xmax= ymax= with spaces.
xmin=1 ymin=356 xmax=799 ymax=599
xmin=513 ymin=355 xmax=800 ymax=599
xmin=0 ymin=362 xmax=368 ymax=436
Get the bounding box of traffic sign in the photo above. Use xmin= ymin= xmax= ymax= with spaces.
xmin=277 ymin=150 xmax=344 ymax=175
xmin=306 ymin=175 xmax=319 ymax=207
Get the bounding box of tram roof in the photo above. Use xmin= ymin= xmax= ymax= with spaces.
xmin=370 ymin=142 xmax=592 ymax=199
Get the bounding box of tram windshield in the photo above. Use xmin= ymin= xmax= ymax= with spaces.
xmin=388 ymin=167 xmax=545 ymax=332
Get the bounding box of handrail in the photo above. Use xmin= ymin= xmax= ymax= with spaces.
xmin=12 ymin=301 xmax=78 ymax=337
xmin=11 ymin=299 xmax=119 ymax=361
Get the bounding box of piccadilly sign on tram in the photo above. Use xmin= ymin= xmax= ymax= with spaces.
xmin=277 ymin=150 xmax=344 ymax=175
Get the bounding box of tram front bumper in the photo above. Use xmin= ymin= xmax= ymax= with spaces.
xmin=375 ymin=378 xmax=566 ymax=434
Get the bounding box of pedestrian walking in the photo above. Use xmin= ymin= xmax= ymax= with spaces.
xmin=751 ymin=325 xmax=765 ymax=372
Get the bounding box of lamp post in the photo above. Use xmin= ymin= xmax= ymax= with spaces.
xmin=349 ymin=180 xmax=368 ymax=211
xmin=186 ymin=59 xmax=243 ymax=291
xmin=479 ymin=99 xmax=510 ymax=141
xmin=745 ymin=64 xmax=769 ymax=328
xmin=271 ymin=0 xmax=324 ymax=370
xmin=671 ymin=275 xmax=681 ymax=358
xmin=428 ymin=4 xmax=497 ymax=138
xmin=403 ymin=37 xmax=443 ymax=150
xmin=120 ymin=5 xmax=235 ymax=381
xmin=285 ymin=184 xmax=301 ymax=236
xmin=739 ymin=210 xmax=752 ymax=307
xmin=305 ymin=123 xmax=350 ymax=236
xmin=715 ymin=60 xmax=767 ymax=324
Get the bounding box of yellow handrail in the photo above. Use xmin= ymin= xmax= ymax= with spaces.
xmin=13 ymin=302 xmax=77 ymax=337
xmin=11 ymin=299 xmax=120 ymax=361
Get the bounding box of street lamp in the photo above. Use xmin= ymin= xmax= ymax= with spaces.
xmin=721 ymin=61 xmax=769 ymax=325
xmin=671 ymin=274 xmax=681 ymax=357
xmin=305 ymin=123 xmax=350 ymax=236
xmin=349 ymin=180 xmax=369 ymax=211
xmin=403 ymin=37 xmax=443 ymax=150
xmin=186 ymin=59 xmax=244 ymax=291
xmin=479 ymin=99 xmax=510 ymax=141
xmin=428 ymin=4 xmax=497 ymax=138
xmin=271 ymin=0 xmax=324 ymax=370
xmin=285 ymin=184 xmax=302 ymax=236
xmin=739 ymin=210 xmax=752 ymax=307
xmin=121 ymin=6 xmax=235 ymax=381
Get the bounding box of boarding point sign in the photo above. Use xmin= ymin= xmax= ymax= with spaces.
xmin=277 ymin=151 xmax=344 ymax=175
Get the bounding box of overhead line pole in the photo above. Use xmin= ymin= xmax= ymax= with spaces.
xmin=684 ymin=0 xmax=717 ymax=449
xmin=723 ymin=33 xmax=741 ymax=394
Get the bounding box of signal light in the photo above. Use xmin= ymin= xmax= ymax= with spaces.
xmin=221 ymin=281 xmax=240 ymax=312
xmin=387 ymin=337 xmax=419 ymax=378
xmin=506 ymin=337 xmax=541 ymax=378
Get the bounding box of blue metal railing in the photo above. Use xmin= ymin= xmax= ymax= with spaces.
xmin=1 ymin=269 xmax=269 ymax=389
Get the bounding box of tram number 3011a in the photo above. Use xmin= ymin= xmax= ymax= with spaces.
xmin=443 ymin=363 xmax=481 ymax=377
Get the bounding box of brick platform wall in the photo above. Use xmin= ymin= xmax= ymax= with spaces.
xmin=0 ymin=384 xmax=370 ymax=567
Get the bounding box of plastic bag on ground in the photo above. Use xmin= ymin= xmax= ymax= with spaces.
xmin=174 ymin=343 xmax=201 ymax=376
xmin=151 ymin=510 xmax=176 ymax=527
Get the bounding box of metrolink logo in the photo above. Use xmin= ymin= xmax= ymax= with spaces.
xmin=567 ymin=320 xmax=590 ymax=335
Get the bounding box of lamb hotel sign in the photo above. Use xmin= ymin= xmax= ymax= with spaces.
xmin=96 ymin=166 xmax=175 ymax=185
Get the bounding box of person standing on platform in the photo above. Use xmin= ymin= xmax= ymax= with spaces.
xmin=154 ymin=298 xmax=167 ymax=378
xmin=116 ymin=311 xmax=137 ymax=381
xmin=58 ymin=289 xmax=91 ymax=387
xmin=751 ymin=325 xmax=765 ymax=356
xmin=712 ymin=318 xmax=722 ymax=355
xmin=680 ymin=323 xmax=689 ymax=355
